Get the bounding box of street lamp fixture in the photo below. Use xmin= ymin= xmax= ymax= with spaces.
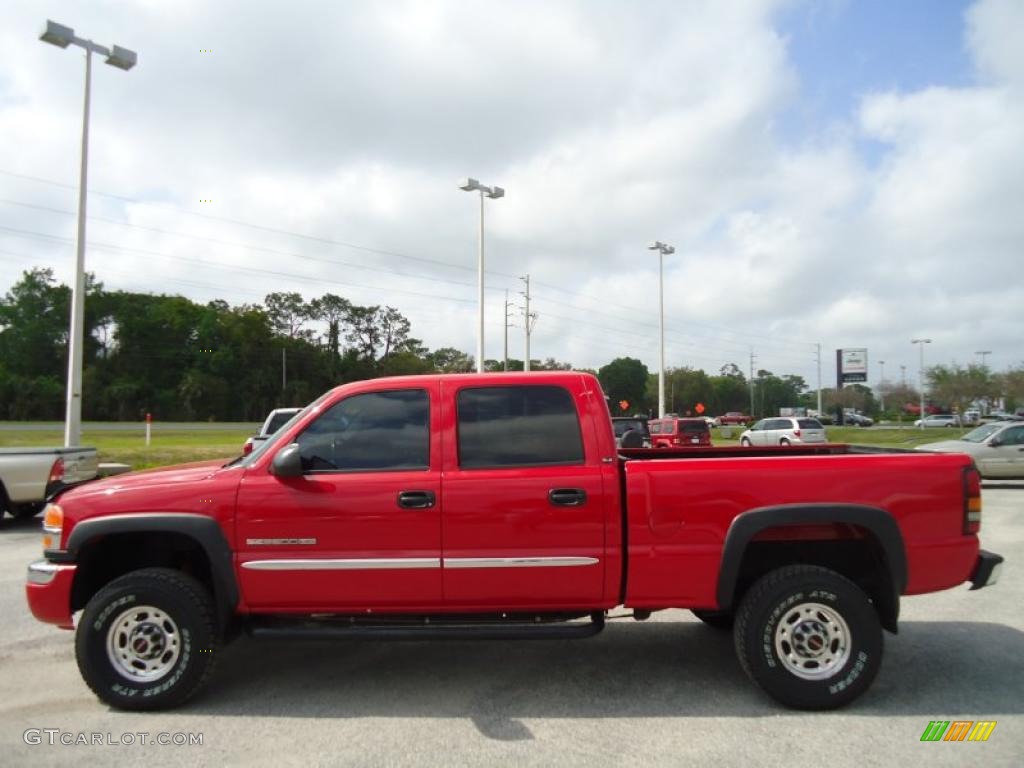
xmin=40 ymin=19 xmax=137 ymax=447
xmin=459 ymin=178 xmax=504 ymax=373
xmin=911 ymin=339 xmax=932 ymax=429
xmin=648 ymin=240 xmax=675 ymax=417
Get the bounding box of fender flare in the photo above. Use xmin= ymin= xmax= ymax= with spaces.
xmin=716 ymin=503 xmax=907 ymax=615
xmin=56 ymin=513 xmax=239 ymax=616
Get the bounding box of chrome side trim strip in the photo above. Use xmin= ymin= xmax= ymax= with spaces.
xmin=241 ymin=558 xmax=441 ymax=571
xmin=246 ymin=538 xmax=317 ymax=546
xmin=443 ymin=557 xmax=600 ymax=569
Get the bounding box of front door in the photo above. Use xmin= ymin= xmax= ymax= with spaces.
xmin=440 ymin=381 xmax=608 ymax=608
xmin=235 ymin=384 xmax=443 ymax=611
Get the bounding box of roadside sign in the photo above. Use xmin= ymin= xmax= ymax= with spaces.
xmin=695 ymin=403 xmax=705 ymax=414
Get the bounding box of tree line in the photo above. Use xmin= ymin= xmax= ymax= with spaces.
xmin=2 ymin=268 xmax=1020 ymax=421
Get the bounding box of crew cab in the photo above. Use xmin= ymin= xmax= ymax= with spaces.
xmin=1 ymin=446 xmax=97 ymax=520
xmin=26 ymin=372 xmax=1002 ymax=712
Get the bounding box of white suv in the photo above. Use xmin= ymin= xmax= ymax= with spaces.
xmin=739 ymin=417 xmax=827 ymax=446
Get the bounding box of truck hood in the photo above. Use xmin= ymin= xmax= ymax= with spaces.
xmin=55 ymin=458 xmax=243 ymax=523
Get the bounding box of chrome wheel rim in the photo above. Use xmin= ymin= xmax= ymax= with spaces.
xmin=773 ymin=601 xmax=851 ymax=680
xmin=106 ymin=605 xmax=181 ymax=682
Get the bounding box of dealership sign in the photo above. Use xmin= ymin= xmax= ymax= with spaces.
xmin=837 ymin=348 xmax=868 ymax=384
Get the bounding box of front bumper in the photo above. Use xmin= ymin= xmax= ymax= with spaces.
xmin=25 ymin=560 xmax=76 ymax=629
xmin=969 ymin=550 xmax=1004 ymax=590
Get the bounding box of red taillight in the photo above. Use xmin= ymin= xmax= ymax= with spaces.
xmin=243 ymin=441 xmax=254 ymax=456
xmin=47 ymin=458 xmax=64 ymax=485
xmin=793 ymin=429 xmax=801 ymax=438
xmin=963 ymin=465 xmax=982 ymax=534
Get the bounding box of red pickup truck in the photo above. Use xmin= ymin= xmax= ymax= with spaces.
xmin=26 ymin=372 xmax=1002 ymax=712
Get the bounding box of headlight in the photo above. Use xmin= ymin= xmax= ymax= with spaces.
xmin=42 ymin=503 xmax=63 ymax=550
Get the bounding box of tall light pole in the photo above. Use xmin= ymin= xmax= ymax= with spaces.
xmin=459 ymin=178 xmax=504 ymax=373
xmin=878 ymin=360 xmax=885 ymax=412
xmin=40 ymin=20 xmax=136 ymax=447
xmin=911 ymin=339 xmax=931 ymax=429
xmin=647 ymin=241 xmax=674 ymax=417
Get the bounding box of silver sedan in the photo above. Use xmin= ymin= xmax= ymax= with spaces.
xmin=915 ymin=421 xmax=1024 ymax=478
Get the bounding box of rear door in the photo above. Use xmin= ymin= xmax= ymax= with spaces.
xmin=440 ymin=379 xmax=609 ymax=607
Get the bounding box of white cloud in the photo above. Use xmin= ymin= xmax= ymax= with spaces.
xmin=1 ymin=0 xmax=1022 ymax=387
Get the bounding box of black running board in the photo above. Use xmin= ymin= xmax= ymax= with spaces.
xmin=247 ymin=612 xmax=605 ymax=641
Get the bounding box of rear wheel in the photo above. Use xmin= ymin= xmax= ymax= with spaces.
xmin=76 ymin=568 xmax=220 ymax=710
xmin=779 ymin=438 xmax=791 ymax=446
xmin=734 ymin=565 xmax=882 ymax=710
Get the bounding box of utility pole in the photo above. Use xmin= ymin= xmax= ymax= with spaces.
xmin=503 ymin=290 xmax=510 ymax=372
xmin=900 ymin=364 xmax=906 ymax=387
xmin=520 ymin=274 xmax=536 ymax=372
xmin=749 ymin=349 xmax=756 ymax=417
xmin=282 ymin=347 xmax=287 ymax=391
xmin=815 ymin=343 xmax=822 ymax=416
xmin=878 ymin=360 xmax=886 ymax=412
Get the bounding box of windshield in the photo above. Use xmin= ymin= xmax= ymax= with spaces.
xmin=237 ymin=391 xmax=333 ymax=466
xmin=961 ymin=423 xmax=1003 ymax=443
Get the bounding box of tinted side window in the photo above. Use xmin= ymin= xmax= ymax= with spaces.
xmin=1002 ymin=427 xmax=1024 ymax=446
xmin=296 ymin=389 xmax=429 ymax=471
xmin=680 ymin=420 xmax=708 ymax=434
xmin=457 ymin=386 xmax=585 ymax=468
xmin=798 ymin=419 xmax=823 ymax=430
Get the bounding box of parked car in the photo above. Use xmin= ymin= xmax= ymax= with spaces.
xmin=915 ymin=421 xmax=1024 ymax=478
xmin=716 ymin=411 xmax=751 ymax=426
xmin=842 ymin=411 xmax=874 ymax=427
xmin=611 ymin=416 xmax=651 ymax=448
xmin=242 ymin=407 xmax=303 ymax=455
xmin=740 ymin=417 xmax=827 ymax=446
xmin=649 ymin=417 xmax=712 ymax=448
xmin=0 ymin=447 xmax=98 ymax=520
xmin=27 ymin=372 xmax=1001 ymax=713
xmin=914 ymin=414 xmax=960 ymax=428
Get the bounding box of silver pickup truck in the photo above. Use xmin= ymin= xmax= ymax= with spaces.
xmin=0 ymin=447 xmax=98 ymax=520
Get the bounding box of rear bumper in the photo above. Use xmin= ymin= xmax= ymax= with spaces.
xmin=969 ymin=550 xmax=1004 ymax=590
xmin=25 ymin=560 xmax=76 ymax=629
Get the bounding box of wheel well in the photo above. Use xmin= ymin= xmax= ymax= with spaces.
xmin=726 ymin=531 xmax=899 ymax=632
xmin=71 ymin=532 xmax=216 ymax=615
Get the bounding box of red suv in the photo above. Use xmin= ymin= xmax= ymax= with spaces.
xmin=649 ymin=417 xmax=712 ymax=447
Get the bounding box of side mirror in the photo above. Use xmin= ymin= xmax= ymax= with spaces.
xmin=988 ymin=438 xmax=1003 ymax=447
xmin=270 ymin=443 xmax=304 ymax=477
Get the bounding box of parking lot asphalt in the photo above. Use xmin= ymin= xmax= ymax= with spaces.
xmin=1 ymin=486 xmax=1021 ymax=767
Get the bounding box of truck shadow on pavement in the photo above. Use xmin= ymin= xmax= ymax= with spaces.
xmin=191 ymin=619 xmax=1024 ymax=740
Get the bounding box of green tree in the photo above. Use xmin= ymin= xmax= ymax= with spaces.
xmin=598 ymin=357 xmax=649 ymax=414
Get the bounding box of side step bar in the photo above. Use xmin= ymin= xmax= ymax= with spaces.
xmin=248 ymin=611 xmax=606 ymax=641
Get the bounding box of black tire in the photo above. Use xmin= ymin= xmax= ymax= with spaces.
xmin=691 ymin=609 xmax=734 ymax=630
xmin=75 ymin=567 xmax=219 ymax=710
xmin=9 ymin=502 xmax=45 ymax=520
xmin=733 ymin=565 xmax=882 ymax=710
xmin=779 ymin=438 xmax=791 ymax=446
xmin=740 ymin=437 xmax=751 ymax=446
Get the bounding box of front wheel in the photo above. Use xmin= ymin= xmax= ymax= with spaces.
xmin=76 ymin=568 xmax=220 ymax=710
xmin=740 ymin=437 xmax=752 ymax=447
xmin=733 ymin=565 xmax=882 ymax=710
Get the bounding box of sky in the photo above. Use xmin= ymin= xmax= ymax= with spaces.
xmin=1 ymin=0 xmax=1022 ymax=393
